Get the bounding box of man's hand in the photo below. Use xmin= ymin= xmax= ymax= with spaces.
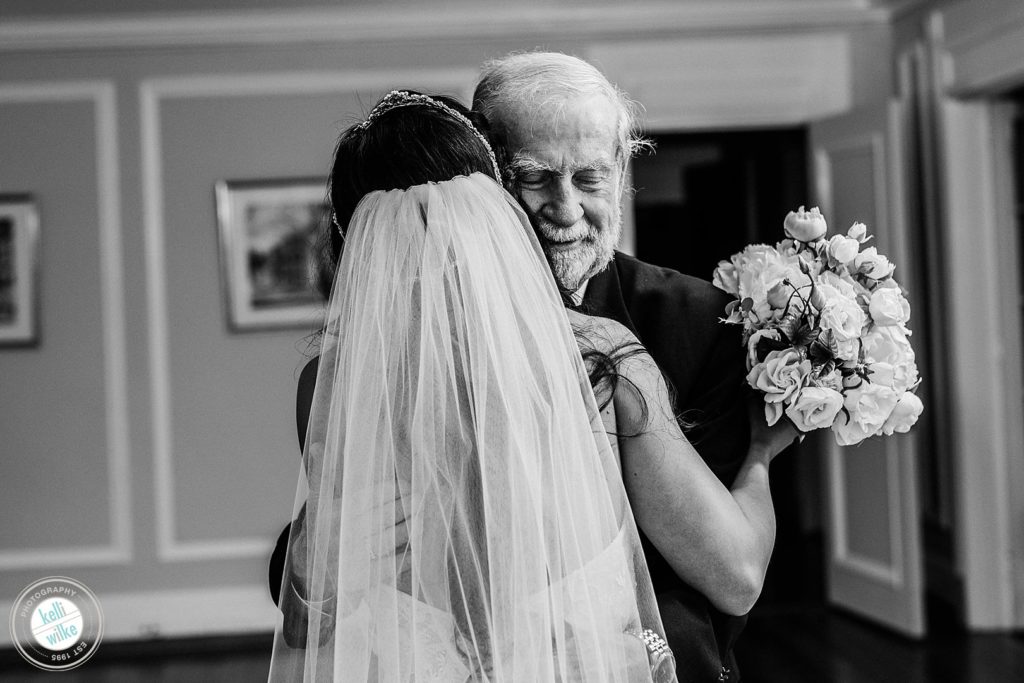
xmin=290 ymin=443 xmax=412 ymax=600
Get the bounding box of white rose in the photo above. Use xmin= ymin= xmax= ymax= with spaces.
xmin=869 ymin=287 xmax=911 ymax=327
xmin=861 ymin=326 xmax=912 ymax=364
xmin=746 ymin=349 xmax=811 ymax=405
xmin=826 ymin=269 xmax=863 ymax=294
xmin=880 ymin=391 xmax=924 ymax=435
xmin=869 ymin=360 xmax=919 ymax=394
xmin=815 ymin=270 xmax=858 ymax=302
xmin=862 ymin=328 xmax=918 ymax=392
xmin=784 ymin=206 xmax=828 ymax=243
xmin=833 ymin=382 xmax=899 ymax=446
xmin=847 ymin=222 xmax=868 ymax=242
xmin=819 ymin=289 xmax=867 ymax=343
xmin=826 ymin=234 xmax=860 ymax=265
xmin=854 ymin=247 xmax=895 ymax=280
xmin=785 ymin=386 xmax=845 ymax=432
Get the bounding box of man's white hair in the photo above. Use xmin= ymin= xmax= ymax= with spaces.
xmin=472 ymin=51 xmax=650 ymax=171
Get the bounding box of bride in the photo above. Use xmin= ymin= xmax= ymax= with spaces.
xmin=268 ymin=91 xmax=789 ymax=682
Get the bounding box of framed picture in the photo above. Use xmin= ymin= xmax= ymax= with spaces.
xmin=215 ymin=178 xmax=327 ymax=331
xmin=0 ymin=195 xmax=40 ymax=346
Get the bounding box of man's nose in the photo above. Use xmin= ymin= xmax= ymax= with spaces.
xmin=541 ymin=177 xmax=584 ymax=227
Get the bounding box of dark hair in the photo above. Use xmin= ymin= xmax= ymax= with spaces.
xmin=316 ymin=91 xmax=499 ymax=298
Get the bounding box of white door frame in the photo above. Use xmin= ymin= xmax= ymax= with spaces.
xmin=929 ymin=6 xmax=1024 ymax=629
xmin=933 ymin=96 xmax=1024 ymax=630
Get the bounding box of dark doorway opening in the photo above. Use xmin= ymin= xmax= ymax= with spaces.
xmin=632 ymin=129 xmax=808 ymax=281
xmin=630 ymin=128 xmax=824 ymax=611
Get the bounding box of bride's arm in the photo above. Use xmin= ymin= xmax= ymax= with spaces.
xmin=612 ymin=333 xmax=793 ymax=617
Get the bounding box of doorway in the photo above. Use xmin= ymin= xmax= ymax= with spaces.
xmin=630 ymin=128 xmax=824 ymax=608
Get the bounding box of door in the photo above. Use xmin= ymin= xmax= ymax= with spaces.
xmin=810 ymin=101 xmax=926 ymax=637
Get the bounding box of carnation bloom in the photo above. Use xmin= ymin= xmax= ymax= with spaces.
xmin=713 ymin=259 xmax=740 ymax=296
xmin=730 ymin=245 xmax=810 ymax=322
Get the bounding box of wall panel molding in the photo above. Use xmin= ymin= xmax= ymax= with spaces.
xmin=0 ymin=80 xmax=132 ymax=570
xmin=589 ymin=32 xmax=853 ymax=129
xmin=940 ymin=1 xmax=1024 ymax=96
xmin=140 ymin=68 xmax=475 ymax=563
xmin=0 ymin=2 xmax=890 ymax=52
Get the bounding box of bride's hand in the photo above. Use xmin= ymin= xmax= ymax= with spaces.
xmin=747 ymin=396 xmax=800 ymax=465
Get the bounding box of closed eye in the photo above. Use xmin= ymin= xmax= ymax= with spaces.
xmin=574 ymin=171 xmax=610 ymax=190
xmin=517 ymin=170 xmax=551 ymax=190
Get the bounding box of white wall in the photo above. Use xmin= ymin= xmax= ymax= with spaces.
xmin=0 ymin=0 xmax=891 ymax=641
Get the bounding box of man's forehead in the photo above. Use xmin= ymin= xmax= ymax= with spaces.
xmin=504 ymin=95 xmax=620 ymax=168
xmin=505 ymin=94 xmax=619 ymax=145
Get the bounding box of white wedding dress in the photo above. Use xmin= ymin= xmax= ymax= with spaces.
xmin=334 ymin=526 xmax=645 ymax=682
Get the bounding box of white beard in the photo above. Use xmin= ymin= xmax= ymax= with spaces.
xmin=536 ymin=211 xmax=621 ymax=292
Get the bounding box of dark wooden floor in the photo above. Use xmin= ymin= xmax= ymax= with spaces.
xmin=3 ymin=607 xmax=1024 ymax=682
xmin=735 ymin=606 xmax=1024 ymax=683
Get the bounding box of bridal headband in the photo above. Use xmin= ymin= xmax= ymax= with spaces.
xmin=356 ymin=90 xmax=502 ymax=180
xmin=331 ymin=90 xmax=503 ymax=234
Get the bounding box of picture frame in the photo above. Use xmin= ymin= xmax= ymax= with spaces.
xmin=0 ymin=195 xmax=40 ymax=346
xmin=215 ymin=178 xmax=327 ymax=331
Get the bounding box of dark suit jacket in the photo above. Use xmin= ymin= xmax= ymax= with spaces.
xmin=269 ymin=252 xmax=751 ymax=680
xmin=581 ymin=252 xmax=751 ymax=682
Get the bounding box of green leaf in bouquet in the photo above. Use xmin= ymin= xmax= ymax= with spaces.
xmin=808 ymin=335 xmax=833 ymax=364
xmin=720 ymin=299 xmax=743 ymax=324
xmin=740 ymin=297 xmax=754 ymax=314
xmin=793 ymin=324 xmax=820 ymax=349
xmin=813 ymin=359 xmax=837 ymax=380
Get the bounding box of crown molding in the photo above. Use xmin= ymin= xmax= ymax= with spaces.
xmin=0 ymin=2 xmax=892 ymax=52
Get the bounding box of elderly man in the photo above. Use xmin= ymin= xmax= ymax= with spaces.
xmin=472 ymin=51 xmax=753 ymax=682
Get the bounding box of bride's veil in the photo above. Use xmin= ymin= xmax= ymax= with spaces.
xmin=268 ymin=173 xmax=671 ymax=681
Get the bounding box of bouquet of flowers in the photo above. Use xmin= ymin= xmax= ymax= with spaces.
xmin=712 ymin=207 xmax=923 ymax=446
